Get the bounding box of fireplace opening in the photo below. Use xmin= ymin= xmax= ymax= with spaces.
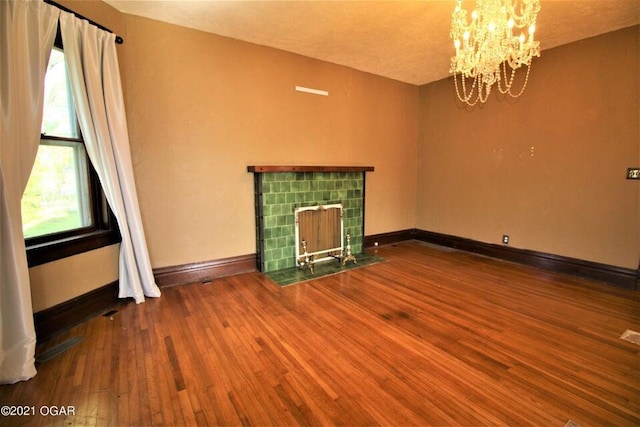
xmin=295 ymin=204 xmax=343 ymax=269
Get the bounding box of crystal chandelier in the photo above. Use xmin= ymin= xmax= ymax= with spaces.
xmin=449 ymin=0 xmax=541 ymax=106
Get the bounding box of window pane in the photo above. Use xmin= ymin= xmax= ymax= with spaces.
xmin=41 ymin=48 xmax=78 ymax=138
xmin=22 ymin=142 xmax=92 ymax=239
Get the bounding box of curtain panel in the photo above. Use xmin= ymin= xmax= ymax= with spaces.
xmin=59 ymin=12 xmax=161 ymax=303
xmin=0 ymin=0 xmax=59 ymax=384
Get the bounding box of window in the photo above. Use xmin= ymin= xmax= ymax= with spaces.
xmin=22 ymin=38 xmax=119 ymax=267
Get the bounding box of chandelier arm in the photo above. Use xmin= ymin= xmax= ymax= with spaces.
xmin=507 ymin=0 xmax=541 ymax=27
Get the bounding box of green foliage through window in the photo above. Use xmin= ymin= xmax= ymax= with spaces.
xmin=22 ymin=143 xmax=91 ymax=239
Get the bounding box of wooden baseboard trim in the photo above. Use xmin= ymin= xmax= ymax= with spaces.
xmin=153 ymin=254 xmax=257 ymax=287
xmin=34 ymin=280 xmax=121 ymax=343
xmin=365 ymin=229 xmax=638 ymax=291
xmin=364 ymin=229 xmax=416 ymax=248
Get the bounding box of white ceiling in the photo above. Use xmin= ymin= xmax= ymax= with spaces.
xmin=104 ymin=0 xmax=640 ymax=85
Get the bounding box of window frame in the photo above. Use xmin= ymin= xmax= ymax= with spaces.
xmin=25 ymin=28 xmax=120 ymax=267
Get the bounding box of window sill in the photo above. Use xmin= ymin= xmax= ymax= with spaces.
xmin=26 ymin=229 xmax=121 ymax=267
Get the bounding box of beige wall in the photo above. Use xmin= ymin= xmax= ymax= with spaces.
xmin=417 ymin=26 xmax=640 ymax=269
xmin=120 ymin=15 xmax=419 ymax=268
xmin=30 ymin=245 xmax=119 ymax=313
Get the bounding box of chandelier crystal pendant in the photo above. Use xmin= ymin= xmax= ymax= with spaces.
xmin=449 ymin=0 xmax=541 ymax=106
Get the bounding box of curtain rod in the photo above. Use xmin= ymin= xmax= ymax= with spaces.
xmin=44 ymin=0 xmax=124 ymax=44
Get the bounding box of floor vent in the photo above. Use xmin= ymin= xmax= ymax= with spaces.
xmin=102 ymin=309 xmax=118 ymax=317
xmin=36 ymin=336 xmax=84 ymax=364
xmin=620 ymin=329 xmax=640 ymax=345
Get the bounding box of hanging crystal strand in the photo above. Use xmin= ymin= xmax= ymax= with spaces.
xmin=478 ymin=80 xmax=490 ymax=103
xmin=497 ymin=61 xmax=517 ymax=94
xmin=454 ymin=72 xmax=481 ymax=106
xmin=497 ymin=60 xmax=532 ymax=98
xmin=507 ymin=62 xmax=533 ymax=98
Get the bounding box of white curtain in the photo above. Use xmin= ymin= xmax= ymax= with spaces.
xmin=59 ymin=12 xmax=161 ymax=303
xmin=0 ymin=0 xmax=59 ymax=384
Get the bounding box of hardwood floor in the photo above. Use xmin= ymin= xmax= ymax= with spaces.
xmin=2 ymin=241 xmax=639 ymax=426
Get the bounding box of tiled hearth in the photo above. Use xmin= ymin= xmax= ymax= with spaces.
xmin=248 ymin=166 xmax=374 ymax=273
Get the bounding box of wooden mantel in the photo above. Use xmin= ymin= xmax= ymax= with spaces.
xmin=248 ymin=165 xmax=374 ymax=173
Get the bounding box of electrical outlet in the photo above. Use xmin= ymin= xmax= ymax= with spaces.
xmin=502 ymin=235 xmax=509 ymax=244
xmin=627 ymin=168 xmax=640 ymax=180
xmin=374 ymin=242 xmax=379 ymax=247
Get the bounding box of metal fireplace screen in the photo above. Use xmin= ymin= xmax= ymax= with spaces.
xmin=294 ymin=204 xmax=343 ymax=266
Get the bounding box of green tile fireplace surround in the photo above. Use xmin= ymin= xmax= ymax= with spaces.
xmin=248 ymin=166 xmax=374 ymax=273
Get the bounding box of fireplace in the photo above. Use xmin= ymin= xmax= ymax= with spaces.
xmin=248 ymin=166 xmax=374 ymax=273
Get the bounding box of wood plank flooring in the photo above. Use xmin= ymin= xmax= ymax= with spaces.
xmin=1 ymin=241 xmax=639 ymax=426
